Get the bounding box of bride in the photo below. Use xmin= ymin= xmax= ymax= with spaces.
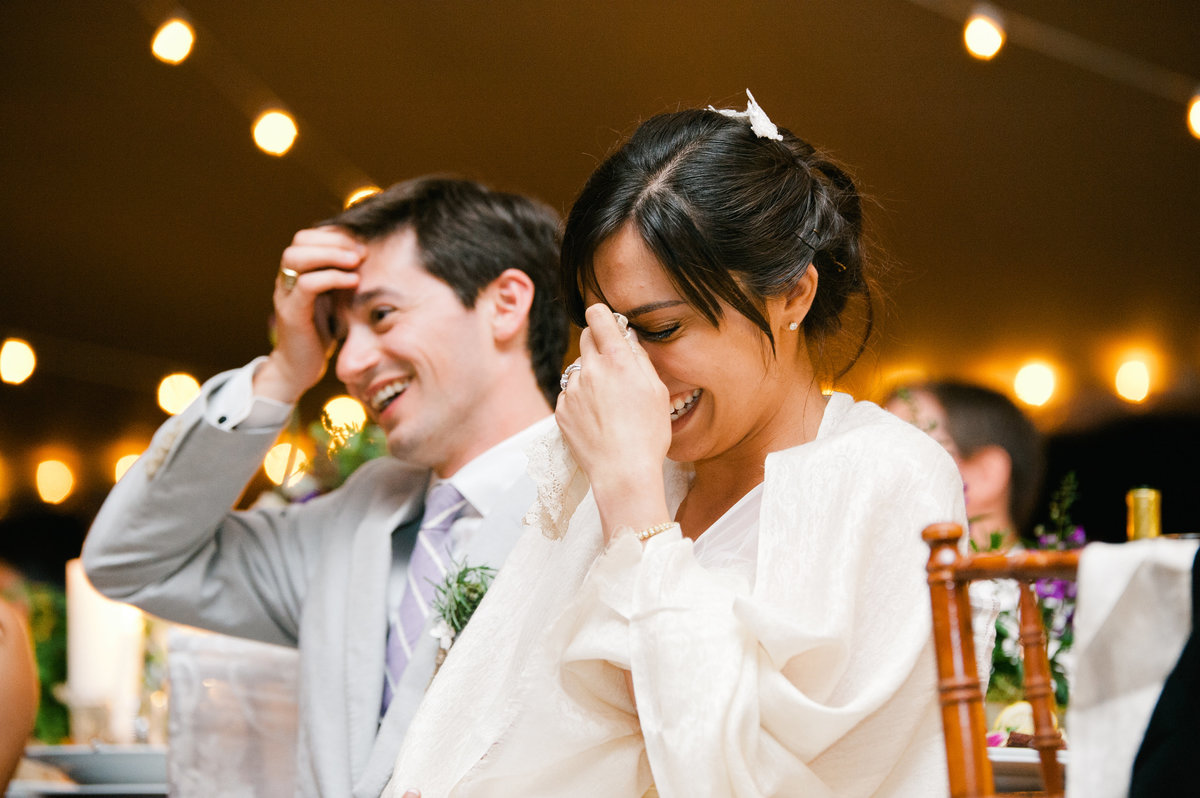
xmin=386 ymin=92 xmax=967 ymax=798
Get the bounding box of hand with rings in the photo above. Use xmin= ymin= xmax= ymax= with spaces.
xmin=554 ymin=304 xmax=672 ymax=517
xmin=253 ymin=227 xmax=365 ymax=404
xmin=559 ymin=362 xmax=582 ymax=391
xmin=278 ymin=266 xmax=300 ymax=291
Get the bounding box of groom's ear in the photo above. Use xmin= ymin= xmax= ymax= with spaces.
xmin=482 ymin=268 xmax=536 ymax=344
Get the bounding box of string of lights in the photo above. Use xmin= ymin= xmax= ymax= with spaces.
xmin=144 ymin=10 xmax=382 ymax=206
xmin=904 ymin=0 xmax=1200 ymax=138
xmin=2 ymin=3 xmax=1193 ymax=511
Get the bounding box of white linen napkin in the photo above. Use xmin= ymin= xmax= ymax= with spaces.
xmin=1065 ymin=538 xmax=1198 ymax=798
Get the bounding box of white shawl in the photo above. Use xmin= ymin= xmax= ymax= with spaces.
xmin=385 ymin=394 xmax=966 ymax=798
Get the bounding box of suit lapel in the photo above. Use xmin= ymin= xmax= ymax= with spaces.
xmin=344 ymin=483 xmax=425 ymax=783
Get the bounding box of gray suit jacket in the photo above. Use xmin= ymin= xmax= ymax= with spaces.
xmin=82 ymin=369 xmax=536 ymax=797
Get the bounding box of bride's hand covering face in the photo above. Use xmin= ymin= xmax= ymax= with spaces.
xmin=555 ymin=303 xmax=672 ymax=535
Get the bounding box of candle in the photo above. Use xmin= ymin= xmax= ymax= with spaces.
xmin=65 ymin=558 xmax=145 ymax=743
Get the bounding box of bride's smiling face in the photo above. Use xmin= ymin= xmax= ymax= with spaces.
xmin=588 ymin=222 xmax=804 ymax=466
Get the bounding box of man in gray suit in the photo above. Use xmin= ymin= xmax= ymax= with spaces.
xmin=82 ymin=178 xmax=567 ymax=798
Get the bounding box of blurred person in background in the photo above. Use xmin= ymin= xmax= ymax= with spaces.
xmin=0 ymin=593 xmax=39 ymax=793
xmin=885 ymin=380 xmax=1044 ymax=552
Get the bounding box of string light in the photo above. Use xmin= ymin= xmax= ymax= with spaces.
xmin=36 ymin=459 xmax=75 ymax=505
xmin=253 ymin=110 xmax=298 ymax=156
xmin=157 ymin=373 xmax=201 ymax=415
xmin=0 ymin=338 xmax=36 ymax=384
xmin=322 ymin=396 xmax=367 ymax=433
xmin=1188 ymin=91 xmax=1200 ymax=140
xmin=963 ymin=7 xmax=1005 ymax=60
xmin=113 ymin=454 xmax=141 ymax=482
xmin=264 ymin=442 xmax=308 ymax=487
xmin=1013 ymin=362 xmax=1056 ymax=407
xmin=151 ymin=18 xmax=195 ymax=65
xmin=345 ymin=186 xmax=381 ymax=208
xmin=1114 ymin=360 xmax=1151 ymax=403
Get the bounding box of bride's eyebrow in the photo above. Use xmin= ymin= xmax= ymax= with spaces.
xmin=623 ymin=300 xmax=687 ymax=320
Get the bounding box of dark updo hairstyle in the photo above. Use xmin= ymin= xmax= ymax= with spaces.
xmin=561 ymin=103 xmax=877 ymax=381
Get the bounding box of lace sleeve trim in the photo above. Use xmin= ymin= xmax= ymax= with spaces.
xmin=523 ymin=426 xmax=590 ymax=540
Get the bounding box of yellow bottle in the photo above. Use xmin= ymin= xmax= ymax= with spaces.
xmin=1126 ymin=487 xmax=1162 ymax=540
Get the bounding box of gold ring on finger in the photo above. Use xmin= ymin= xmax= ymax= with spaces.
xmin=278 ymin=266 xmax=299 ymax=291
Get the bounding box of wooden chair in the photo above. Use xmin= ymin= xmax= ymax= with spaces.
xmin=924 ymin=522 xmax=1080 ymax=798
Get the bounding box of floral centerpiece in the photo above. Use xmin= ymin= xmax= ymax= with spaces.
xmin=987 ymin=472 xmax=1085 ymax=709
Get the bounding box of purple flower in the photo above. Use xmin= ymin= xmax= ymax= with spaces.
xmin=1068 ymin=526 xmax=1086 ymax=546
xmin=1035 ymin=578 xmax=1069 ymax=602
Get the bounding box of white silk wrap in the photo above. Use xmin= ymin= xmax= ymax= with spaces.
xmin=385 ymin=393 xmax=968 ymax=798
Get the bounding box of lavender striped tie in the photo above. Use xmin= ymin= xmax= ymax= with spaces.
xmin=382 ymin=482 xmax=468 ymax=714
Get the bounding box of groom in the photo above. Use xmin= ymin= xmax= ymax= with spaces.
xmin=83 ymin=177 xmax=567 ymax=797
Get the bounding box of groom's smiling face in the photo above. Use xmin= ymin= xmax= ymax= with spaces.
xmin=334 ymin=226 xmax=500 ymax=477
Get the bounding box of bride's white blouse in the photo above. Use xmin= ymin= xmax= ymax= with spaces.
xmin=385 ymin=393 xmax=967 ymax=798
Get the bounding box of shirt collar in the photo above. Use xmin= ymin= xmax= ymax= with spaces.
xmin=432 ymin=414 xmax=555 ymax=519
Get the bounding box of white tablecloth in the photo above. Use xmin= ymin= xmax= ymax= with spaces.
xmin=1066 ymin=538 xmax=1198 ymax=798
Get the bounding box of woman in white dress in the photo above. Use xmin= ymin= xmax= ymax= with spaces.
xmin=387 ymin=93 xmax=967 ymax=798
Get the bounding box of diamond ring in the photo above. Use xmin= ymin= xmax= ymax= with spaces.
xmin=559 ymin=363 xmax=582 ymax=391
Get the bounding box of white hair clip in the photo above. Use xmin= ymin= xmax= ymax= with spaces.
xmin=709 ymin=88 xmax=783 ymax=141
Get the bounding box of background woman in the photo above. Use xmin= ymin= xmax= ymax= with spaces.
xmin=388 ymin=93 xmax=967 ymax=798
xmin=884 ymin=380 xmax=1044 ymax=552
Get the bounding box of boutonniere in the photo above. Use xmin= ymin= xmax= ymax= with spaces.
xmin=429 ymin=561 xmax=496 ymax=672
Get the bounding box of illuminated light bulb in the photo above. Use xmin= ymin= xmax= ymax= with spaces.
xmin=151 ymin=18 xmax=195 ymax=64
xmin=1013 ymin=362 xmax=1056 ymax=407
xmin=964 ymin=9 xmax=1005 ymax=60
xmin=114 ymin=453 xmax=141 ymax=482
xmin=322 ymin=395 xmax=367 ymax=433
xmin=157 ymin=372 xmax=201 ymax=415
xmin=0 ymin=338 xmax=36 ymax=384
xmin=345 ymin=186 xmax=381 ymax=208
xmin=1188 ymin=92 xmax=1200 ymax=140
xmin=264 ymin=443 xmax=309 ymax=487
xmin=1115 ymin=359 xmax=1151 ymax=403
xmin=253 ymin=110 xmax=298 ymax=156
xmin=36 ymin=459 xmax=75 ymax=505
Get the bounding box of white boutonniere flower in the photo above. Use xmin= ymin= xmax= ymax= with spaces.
xmin=429 ymin=618 xmax=455 ymax=652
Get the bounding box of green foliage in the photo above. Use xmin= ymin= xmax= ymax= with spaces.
xmin=24 ymin=582 xmax=69 ymax=743
xmin=307 ymin=417 xmax=388 ymax=490
xmin=431 ymin=562 xmax=496 ymax=636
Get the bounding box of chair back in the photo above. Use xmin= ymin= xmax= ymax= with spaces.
xmin=166 ymin=627 xmax=299 ymax=798
xmin=924 ymin=522 xmax=1079 ymax=798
